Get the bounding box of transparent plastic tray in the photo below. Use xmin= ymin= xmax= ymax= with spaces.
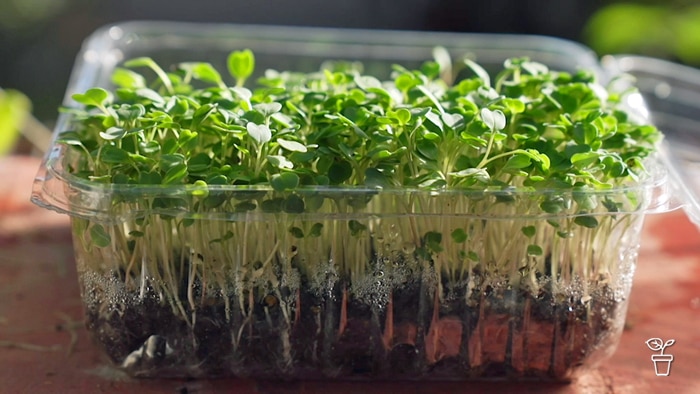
xmin=29 ymin=22 xmax=698 ymax=381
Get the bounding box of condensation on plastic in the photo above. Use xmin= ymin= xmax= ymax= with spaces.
xmin=30 ymin=21 xmax=685 ymax=224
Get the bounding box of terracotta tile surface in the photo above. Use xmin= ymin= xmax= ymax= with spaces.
xmin=1 ymin=156 xmax=699 ymax=393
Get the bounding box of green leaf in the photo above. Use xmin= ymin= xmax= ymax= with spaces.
xmin=424 ymin=110 xmax=444 ymax=134
xmin=210 ymin=230 xmax=234 ymax=244
xmin=190 ymin=62 xmax=223 ymax=85
xmin=162 ymin=163 xmax=188 ymax=185
xmin=328 ymin=160 xmax=353 ymax=184
xmin=270 ymin=172 xmax=300 ymax=191
xmin=574 ymin=215 xmax=599 ymax=228
xmin=261 ymin=198 xmax=284 ymax=213
xmin=480 ymin=108 xmax=506 ymax=131
xmin=254 ymin=102 xmax=282 ymax=117
xmin=573 ymin=122 xmax=598 ymax=145
xmin=124 ymin=57 xmax=155 ymax=68
xmin=90 ymin=224 xmax=111 ymax=248
xmin=308 ymin=223 xmax=324 ymax=237
xmin=527 ymin=244 xmax=543 ymax=256
xmin=521 ymin=226 xmax=536 ymax=238
xmin=267 ymin=155 xmax=294 ymax=170
xmin=571 ymin=151 xmax=600 ymax=169
xmin=424 ymin=231 xmax=443 ymax=253
xmin=135 ymin=88 xmax=165 ymax=104
xmin=116 ymin=103 xmax=146 ymax=121
xmin=100 ymin=145 xmax=130 ymax=164
xmin=573 ymin=186 xmax=598 ymax=210
xmin=335 ymin=113 xmax=369 ymax=139
xmin=111 ymin=68 xmax=146 ymax=89
xmin=139 ymin=171 xmax=162 ymax=185
xmin=355 ymin=75 xmax=382 ymax=90
xmin=450 ymin=168 xmax=490 ymax=183
xmin=283 ymin=195 xmax=305 ymax=213
xmin=72 ymin=88 xmax=111 ymax=108
xmin=395 ymin=108 xmax=411 ymax=125
xmin=420 ymin=60 xmax=441 ymax=79
xmin=348 ymin=220 xmax=367 ymax=236
xmin=540 ymin=196 xmax=569 ymax=214
xmin=235 ymin=201 xmax=257 ymax=212
xmin=304 ymin=194 xmax=325 ymax=211
xmin=129 ymin=230 xmax=144 ymax=238
xmin=277 ymin=138 xmax=307 ymax=153
xmin=502 ymin=98 xmax=525 ymax=114
xmin=602 ymin=198 xmax=620 ymax=213
xmin=55 ymin=132 xmax=84 ymax=147
xmin=451 ymin=228 xmax=468 ymax=243
xmin=246 ymin=122 xmax=271 ymax=144
xmin=192 ymin=103 xmax=217 ymax=127
xmin=423 ymin=131 xmax=440 ymax=141
xmin=289 ymin=226 xmax=304 ymax=239
xmin=178 ymin=129 xmax=198 ymax=149
xmin=417 ymin=139 xmax=438 ymax=161
xmin=190 ymin=180 xmax=209 ymax=197
xmin=165 ymin=96 xmax=189 ymax=115
xmin=99 ymin=127 xmax=126 ymax=141
xmin=232 ymin=87 xmax=253 ymax=102
xmin=503 ymin=153 xmax=532 ymax=171
xmin=442 ymin=112 xmax=464 ymax=130
xmin=395 ymin=73 xmax=420 ymax=92
xmin=463 ymin=58 xmax=491 ymax=87
xmin=364 ymin=168 xmax=389 ymax=187
xmin=159 ymin=153 xmax=186 ymax=172
xmin=228 ymin=49 xmax=255 ymax=83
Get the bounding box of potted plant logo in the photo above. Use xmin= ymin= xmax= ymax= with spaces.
xmin=645 ymin=338 xmax=675 ymax=376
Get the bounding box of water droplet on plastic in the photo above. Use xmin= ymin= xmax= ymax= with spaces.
xmin=402 ymin=242 xmax=416 ymax=254
xmin=389 ymin=224 xmax=400 ymax=241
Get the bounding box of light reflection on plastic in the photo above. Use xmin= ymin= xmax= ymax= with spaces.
xmin=654 ymin=82 xmax=671 ymax=99
xmin=109 ymin=26 xmax=124 ymax=41
xmin=83 ymin=50 xmax=99 ymax=63
xmin=105 ymin=49 xmax=124 ymax=66
xmin=627 ymin=92 xmax=649 ymax=119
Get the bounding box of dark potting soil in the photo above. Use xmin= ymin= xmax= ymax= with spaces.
xmin=84 ymin=275 xmax=620 ymax=380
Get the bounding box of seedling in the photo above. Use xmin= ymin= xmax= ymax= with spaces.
xmin=57 ymin=48 xmax=660 ymax=379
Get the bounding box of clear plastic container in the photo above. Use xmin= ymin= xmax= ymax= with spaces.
xmin=31 ymin=21 xmax=691 ymax=381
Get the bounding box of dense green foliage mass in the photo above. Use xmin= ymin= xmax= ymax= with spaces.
xmin=60 ymin=49 xmax=660 ymax=197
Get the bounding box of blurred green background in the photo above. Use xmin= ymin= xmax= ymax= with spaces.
xmin=1 ymin=0 xmax=699 ymax=145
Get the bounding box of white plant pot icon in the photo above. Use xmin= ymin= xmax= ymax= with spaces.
xmin=651 ymin=354 xmax=674 ymax=376
xmin=645 ymin=338 xmax=675 ymax=376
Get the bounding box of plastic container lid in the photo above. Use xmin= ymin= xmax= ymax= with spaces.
xmin=603 ymin=55 xmax=700 ymax=226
